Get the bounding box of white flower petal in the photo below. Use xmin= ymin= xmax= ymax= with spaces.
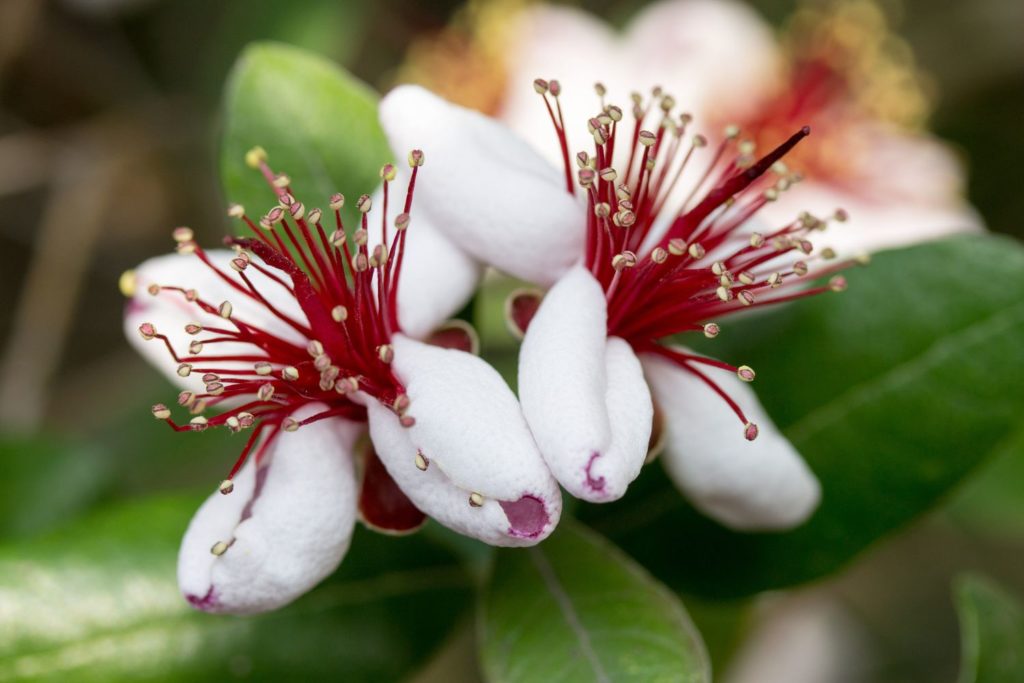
xmin=368 ymin=181 xmax=482 ymax=339
xmin=125 ymin=250 xmax=307 ymax=389
xmin=362 ymin=336 xmax=562 ymax=545
xmin=177 ymin=407 xmax=360 ymax=614
xmin=624 ymin=0 xmax=781 ymax=120
xmin=518 ymin=265 xmax=652 ymax=501
xmin=642 ymin=350 xmax=820 ymax=530
xmin=379 ymin=85 xmax=586 ymax=286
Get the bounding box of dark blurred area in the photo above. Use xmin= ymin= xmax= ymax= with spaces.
xmin=0 ymin=1 xmax=1021 ymax=681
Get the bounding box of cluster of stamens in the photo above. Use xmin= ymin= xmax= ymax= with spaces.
xmin=535 ymin=78 xmax=866 ymax=440
xmin=130 ymin=147 xmax=425 ymax=497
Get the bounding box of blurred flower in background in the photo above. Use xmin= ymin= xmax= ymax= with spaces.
xmin=402 ymin=0 xmax=982 ymax=254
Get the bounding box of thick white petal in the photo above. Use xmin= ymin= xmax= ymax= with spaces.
xmin=368 ymin=181 xmax=482 ymax=339
xmin=379 ymin=85 xmax=585 ymax=286
xmin=642 ymin=350 xmax=820 ymax=530
xmin=125 ymin=250 xmax=307 ymax=389
xmin=518 ymin=265 xmax=652 ymax=501
xmin=362 ymin=336 xmax=562 ymax=545
xmin=177 ymin=407 xmax=360 ymax=614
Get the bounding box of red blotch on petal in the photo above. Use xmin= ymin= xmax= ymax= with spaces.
xmin=358 ymin=444 xmax=427 ymax=535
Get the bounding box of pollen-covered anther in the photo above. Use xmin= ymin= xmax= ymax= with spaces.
xmin=651 ymin=247 xmax=668 ymax=264
xmin=254 ymin=361 xmax=273 ymax=376
xmin=307 ymin=207 xmax=322 ymax=224
xmin=578 ymin=168 xmax=596 ymax=188
xmin=716 ymin=286 xmax=732 ymax=302
xmin=283 ymin=417 xmax=300 ymax=432
xmin=184 ymin=322 xmax=203 ymax=335
xmin=172 ymin=227 xmax=194 ymax=243
xmin=245 ymin=146 xmax=267 ymax=169
xmin=314 ymin=354 xmax=332 ymax=372
xmin=218 ymin=479 xmax=234 ymax=495
xmin=392 ymin=394 xmax=411 ymax=416
xmin=768 ymin=272 xmax=783 ymax=288
xmin=724 ymin=124 xmax=741 ymax=140
xmin=692 ymin=134 xmax=708 ymax=148
xmin=834 ymin=208 xmax=849 ymax=222
xmin=414 ymin=450 xmax=429 ymax=471
xmin=206 ymin=382 xmax=225 ymax=396
xmin=202 ymin=373 xmax=219 ymax=383
xmin=408 ymin=149 xmax=425 ymax=167
xmin=611 ymin=251 xmax=638 ymax=271
xmin=225 ymin=416 xmax=240 ymax=432
xmin=138 ymin=322 xmax=156 ymax=341
xmin=394 ymin=212 xmax=411 ymax=231
xmin=737 ymin=365 xmax=756 ymax=382
xmin=237 ymin=412 xmax=255 ymax=429
xmin=576 ymin=151 xmax=590 ymax=169
xmin=281 ymin=366 xmax=300 ymax=381
xmin=352 ymin=253 xmax=369 ymax=273
xmin=370 ymin=244 xmax=388 ymax=268
xmin=820 ymin=247 xmax=837 ymax=260
xmin=335 ymin=376 xmax=359 ymax=395
xmin=190 ymin=399 xmax=208 ymax=416
xmin=468 ymin=492 xmax=484 ymax=507
xmin=793 ymin=261 xmax=809 ymax=276
xmin=210 ymin=540 xmax=230 ymax=556
xmin=177 ymin=363 xmax=192 ymax=378
xmin=738 ymin=290 xmax=755 ymax=306
xmin=190 ymin=415 xmax=209 ymax=431
xmin=377 ymin=344 xmax=394 ymax=364
xmin=744 ymin=422 xmax=759 ymax=441
xmin=218 ymin=301 xmax=233 ymax=319
xmin=331 ymin=305 xmax=348 ymax=323
xmin=638 ymin=130 xmax=657 ymax=147
xmin=688 ymin=243 xmax=706 ymax=259
xmin=306 ymin=340 xmax=324 ymax=358
xmin=329 ymin=193 xmax=345 ymax=211
xmin=288 ymin=201 xmax=305 ymax=220
xmin=176 ymin=240 xmax=196 ymax=255
xmin=272 ymin=174 xmax=290 ymax=189
xmin=146 ymin=284 xmax=161 ymax=297
xmin=830 ymin=275 xmax=848 ymax=292
xmin=189 ymin=340 xmax=203 ymax=355
xmin=118 ymin=270 xmax=136 ymax=297
xmin=710 ymin=261 xmax=727 ymax=276
xmin=227 ymin=203 xmax=245 ymax=218
xmin=151 ymin=403 xmax=171 ymax=420
xmin=178 ymin=391 xmax=195 ymax=407
xmin=606 ymin=105 xmax=623 ymax=122
xmin=763 ymin=188 xmax=779 ymax=202
xmin=356 ymin=194 xmax=372 ymax=214
xmin=257 ymin=383 xmax=274 ymax=401
xmin=379 ymin=163 xmax=397 ymax=182
xmin=599 ymin=167 xmax=618 ymax=182
xmin=738 ymin=271 xmax=755 ymax=285
xmin=533 ymin=78 xmax=549 ymax=94
xmin=548 ymin=80 xmax=562 ymax=96
xmin=703 ymin=323 xmax=720 ymax=339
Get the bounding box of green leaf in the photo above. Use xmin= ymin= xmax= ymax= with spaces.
xmin=581 ymin=234 xmax=1024 ymax=598
xmin=0 ymin=435 xmax=111 ymax=541
xmin=0 ymin=495 xmax=472 ymax=682
xmin=220 ymin=42 xmax=390 ymax=226
xmin=955 ymin=574 xmax=1024 ymax=682
xmin=478 ymin=522 xmax=709 ymax=683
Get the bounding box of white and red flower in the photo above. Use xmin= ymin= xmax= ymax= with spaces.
xmin=123 ymin=149 xmax=560 ymax=614
xmin=407 ymin=0 xmax=981 ymax=255
xmin=380 ymin=83 xmax=864 ymax=530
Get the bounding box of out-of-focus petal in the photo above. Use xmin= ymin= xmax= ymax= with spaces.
xmin=519 ymin=265 xmax=652 ymax=501
xmin=642 ymin=350 xmax=820 ymax=530
xmin=379 ymin=85 xmax=586 ymax=286
xmin=177 ymin=406 xmax=360 ymax=614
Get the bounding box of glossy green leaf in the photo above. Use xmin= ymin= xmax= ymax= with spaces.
xmin=955 ymin=574 xmax=1024 ymax=682
xmin=581 ymin=234 xmax=1024 ymax=598
xmin=478 ymin=522 xmax=709 ymax=683
xmin=0 ymin=495 xmax=472 ymax=682
xmin=220 ymin=42 xmax=390 ymax=227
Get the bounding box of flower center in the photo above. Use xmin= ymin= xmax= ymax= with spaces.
xmin=131 ymin=148 xmax=425 ymax=486
xmin=536 ymin=79 xmax=864 ymax=439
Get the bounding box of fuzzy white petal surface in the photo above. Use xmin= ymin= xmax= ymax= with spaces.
xmin=365 ymin=400 xmax=560 ymax=546
xmin=177 ymin=407 xmax=360 ymax=614
xmin=379 ymin=85 xmax=585 ymax=285
xmin=643 ymin=350 xmax=820 ymax=530
xmin=125 ymin=250 xmax=307 ymax=390
xmin=519 ymin=265 xmax=651 ymax=501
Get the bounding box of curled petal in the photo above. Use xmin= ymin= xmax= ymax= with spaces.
xmin=519 ymin=265 xmax=652 ymax=501
xmin=642 ymin=351 xmax=820 ymax=530
xmin=369 ymin=181 xmax=482 ymax=338
xmin=364 ymin=335 xmax=562 ymax=545
xmin=177 ymin=407 xmax=360 ymax=614
xmin=379 ymin=85 xmax=586 ymax=286
xmin=125 ymin=250 xmax=307 ymax=389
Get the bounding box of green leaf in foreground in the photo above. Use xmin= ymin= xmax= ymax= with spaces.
xmin=220 ymin=42 xmax=390 ymax=226
xmin=955 ymin=574 xmax=1024 ymax=683
xmin=581 ymin=234 xmax=1024 ymax=598
xmin=0 ymin=495 xmax=472 ymax=682
xmin=478 ymin=523 xmax=709 ymax=683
